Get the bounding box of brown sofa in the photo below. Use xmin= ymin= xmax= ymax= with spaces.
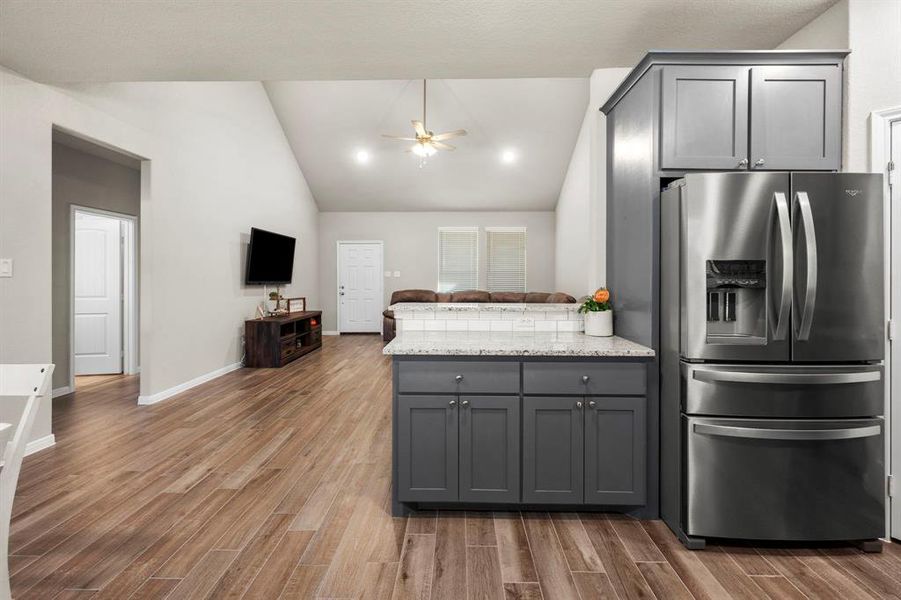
xmin=382 ymin=289 xmax=577 ymax=342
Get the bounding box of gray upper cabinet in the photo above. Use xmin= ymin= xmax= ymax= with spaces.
xmin=585 ymin=396 xmax=646 ymax=505
xmin=750 ymin=65 xmax=841 ymax=171
xmin=396 ymin=395 xmax=458 ymax=502
xmin=522 ymin=396 xmax=584 ymax=504
xmin=661 ymin=66 xmax=750 ymax=170
xmin=459 ymin=396 xmax=520 ymax=503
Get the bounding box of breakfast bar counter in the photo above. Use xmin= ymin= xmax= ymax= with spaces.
xmin=386 ymin=326 xmax=656 ymax=517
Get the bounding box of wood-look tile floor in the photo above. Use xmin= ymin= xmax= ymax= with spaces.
xmin=13 ymin=335 xmax=901 ymax=599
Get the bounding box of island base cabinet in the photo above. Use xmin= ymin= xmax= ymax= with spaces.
xmin=397 ymin=395 xmax=458 ymax=502
xmin=585 ymin=397 xmax=647 ymax=505
xmin=522 ymin=397 xmax=584 ymax=504
xmin=460 ymin=396 xmax=520 ymax=503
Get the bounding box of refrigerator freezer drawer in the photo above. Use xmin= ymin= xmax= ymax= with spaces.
xmin=682 ymin=363 xmax=883 ymax=418
xmin=685 ymin=416 xmax=885 ymax=542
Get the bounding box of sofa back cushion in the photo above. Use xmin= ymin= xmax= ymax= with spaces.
xmin=489 ymin=292 xmax=526 ymax=303
xmin=523 ymin=292 xmax=551 ymax=303
xmin=545 ymin=292 xmax=577 ymax=303
xmin=450 ymin=290 xmax=491 ymax=303
xmin=436 ymin=292 xmax=452 ymax=302
xmin=390 ymin=289 xmax=437 ymax=304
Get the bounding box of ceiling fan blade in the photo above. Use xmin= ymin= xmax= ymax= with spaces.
xmin=432 ymin=141 xmax=456 ymax=151
xmin=382 ymin=134 xmax=418 ymax=141
xmin=412 ymin=120 xmax=427 ymax=137
xmin=431 ymin=129 xmax=467 ymax=141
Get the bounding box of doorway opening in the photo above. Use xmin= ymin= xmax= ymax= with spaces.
xmin=336 ymin=240 xmax=384 ymax=334
xmin=71 ymin=208 xmax=138 ymax=385
xmin=51 ymin=131 xmax=142 ymax=401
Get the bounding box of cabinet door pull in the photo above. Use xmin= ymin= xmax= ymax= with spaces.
xmin=461 ymin=399 xmax=469 ymax=407
xmin=738 ymin=158 xmax=748 ymax=167
xmin=588 ymin=400 xmax=596 ymax=408
xmin=754 ymin=158 xmax=765 ymax=167
xmin=448 ymin=399 xmax=456 ymax=407
xmin=576 ymin=401 xmax=583 ymax=409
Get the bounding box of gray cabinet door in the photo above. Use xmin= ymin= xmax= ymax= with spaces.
xmin=522 ymin=396 xmax=583 ymax=504
xmin=459 ymin=396 xmax=520 ymax=503
xmin=750 ymin=66 xmax=841 ymax=171
xmin=585 ymin=396 xmax=646 ymax=505
xmin=661 ymin=66 xmax=750 ymax=170
xmin=396 ymin=395 xmax=458 ymax=502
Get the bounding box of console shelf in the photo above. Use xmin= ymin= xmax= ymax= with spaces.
xmin=245 ymin=310 xmax=322 ymax=368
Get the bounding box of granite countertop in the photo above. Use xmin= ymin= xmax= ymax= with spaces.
xmin=383 ymin=331 xmax=655 ymax=358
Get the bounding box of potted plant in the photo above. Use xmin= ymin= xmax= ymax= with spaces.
xmin=578 ymin=287 xmax=613 ymax=336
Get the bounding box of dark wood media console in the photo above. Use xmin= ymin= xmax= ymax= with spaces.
xmin=244 ymin=311 xmax=322 ymax=367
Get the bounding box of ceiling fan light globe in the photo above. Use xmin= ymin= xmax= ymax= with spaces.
xmin=412 ymin=142 xmax=437 ymax=157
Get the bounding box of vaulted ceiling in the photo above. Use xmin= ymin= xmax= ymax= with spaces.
xmin=265 ymin=78 xmax=589 ymax=211
xmin=0 ymin=0 xmax=835 ymax=82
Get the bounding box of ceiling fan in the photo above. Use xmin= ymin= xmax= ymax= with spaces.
xmin=382 ymin=79 xmax=467 ymax=165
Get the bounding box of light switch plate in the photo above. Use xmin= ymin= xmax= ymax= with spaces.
xmin=0 ymin=258 xmax=12 ymax=278
xmin=393 ymin=271 xmax=401 ymax=277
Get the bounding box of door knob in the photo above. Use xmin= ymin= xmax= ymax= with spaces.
xmin=455 ymin=375 xmax=464 ymax=382
xmin=576 ymin=401 xmax=583 ymax=409
xmin=448 ymin=399 xmax=456 ymax=407
xmin=581 ymin=375 xmax=590 ymax=384
xmin=754 ymin=158 xmax=765 ymax=167
xmin=461 ymin=399 xmax=469 ymax=406
xmin=589 ymin=400 xmax=596 ymax=408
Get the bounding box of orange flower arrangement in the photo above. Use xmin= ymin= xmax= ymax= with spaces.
xmin=579 ymin=287 xmax=611 ymax=313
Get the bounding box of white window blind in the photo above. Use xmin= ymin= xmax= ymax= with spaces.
xmin=486 ymin=228 xmax=527 ymax=292
xmin=438 ymin=227 xmax=479 ymax=292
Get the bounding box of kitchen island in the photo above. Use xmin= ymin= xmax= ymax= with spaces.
xmin=384 ymin=328 xmax=655 ymax=516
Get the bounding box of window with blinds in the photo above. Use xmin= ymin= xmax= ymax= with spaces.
xmin=437 ymin=227 xmax=479 ymax=292
xmin=486 ymin=227 xmax=527 ymax=292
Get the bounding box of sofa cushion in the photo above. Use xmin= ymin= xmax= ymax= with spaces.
xmin=546 ymin=292 xmax=577 ymax=303
xmin=523 ymin=292 xmax=551 ymax=303
xmin=383 ymin=309 xmax=394 ymax=319
xmin=390 ymin=289 xmax=437 ymax=304
xmin=450 ymin=290 xmax=491 ymax=303
xmin=490 ymin=292 xmax=526 ymax=303
xmin=436 ymin=292 xmax=452 ymax=302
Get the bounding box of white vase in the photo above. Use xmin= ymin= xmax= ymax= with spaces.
xmin=583 ymin=310 xmax=613 ymax=336
xmin=266 ymin=300 xmax=279 ymax=313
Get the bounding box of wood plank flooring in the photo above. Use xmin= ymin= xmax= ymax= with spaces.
xmin=13 ymin=334 xmax=901 ymax=599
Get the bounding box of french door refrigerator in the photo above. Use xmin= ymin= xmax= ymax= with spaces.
xmin=660 ymin=171 xmax=885 ymax=549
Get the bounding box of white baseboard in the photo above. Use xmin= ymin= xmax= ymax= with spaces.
xmin=52 ymin=386 xmax=73 ymax=398
xmin=137 ymin=361 xmax=242 ymax=406
xmin=322 ymin=330 xmax=340 ymax=336
xmin=25 ymin=434 xmax=56 ymax=456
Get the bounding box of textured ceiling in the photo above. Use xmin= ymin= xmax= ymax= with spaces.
xmin=0 ymin=0 xmax=835 ymax=82
xmin=265 ymin=78 xmax=589 ymax=211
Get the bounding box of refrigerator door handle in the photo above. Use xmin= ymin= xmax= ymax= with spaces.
xmin=793 ymin=191 xmax=818 ymax=341
xmin=691 ymin=369 xmax=881 ymax=385
xmin=692 ymin=422 xmax=881 ymax=441
xmin=772 ymin=192 xmax=792 ymax=340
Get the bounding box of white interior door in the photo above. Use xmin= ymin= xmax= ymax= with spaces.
xmin=891 ymin=119 xmax=901 ymax=541
xmin=74 ymin=212 xmax=123 ymax=375
xmin=338 ymin=242 xmax=383 ymax=333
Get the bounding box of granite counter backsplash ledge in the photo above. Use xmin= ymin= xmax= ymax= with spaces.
xmin=383 ymin=331 xmax=655 ymax=358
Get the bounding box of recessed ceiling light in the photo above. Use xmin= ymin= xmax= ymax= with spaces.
xmin=355 ymin=149 xmax=370 ymax=164
xmin=501 ymin=149 xmax=517 ymax=164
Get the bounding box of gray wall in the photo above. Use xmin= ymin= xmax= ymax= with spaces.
xmin=318 ymin=211 xmax=557 ymax=331
xmin=52 ymin=141 xmax=141 ymax=389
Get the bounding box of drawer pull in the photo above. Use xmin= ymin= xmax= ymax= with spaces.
xmin=692 ymin=370 xmax=880 ymax=385
xmin=693 ymin=423 xmax=881 ymax=441
xmin=581 ymin=375 xmax=590 ymax=384
xmin=455 ymin=375 xmax=464 ymax=383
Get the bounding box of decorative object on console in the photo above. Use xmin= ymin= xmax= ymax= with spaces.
xmin=579 ymin=288 xmax=613 ymax=337
xmin=287 ymin=297 xmax=306 ymax=313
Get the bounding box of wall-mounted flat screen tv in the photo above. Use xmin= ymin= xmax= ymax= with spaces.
xmin=245 ymin=227 xmax=296 ymax=284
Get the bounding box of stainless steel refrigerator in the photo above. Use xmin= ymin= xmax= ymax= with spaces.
xmin=660 ymin=171 xmax=885 ymax=549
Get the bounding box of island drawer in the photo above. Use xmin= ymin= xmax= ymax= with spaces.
xmin=397 ymin=361 xmax=519 ymax=394
xmin=523 ymin=362 xmax=646 ymax=395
